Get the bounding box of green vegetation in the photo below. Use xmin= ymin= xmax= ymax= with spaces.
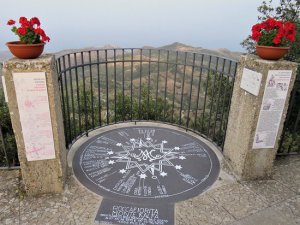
xmin=0 ymin=91 xmax=18 ymax=167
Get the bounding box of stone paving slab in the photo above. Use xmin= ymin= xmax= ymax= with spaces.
xmin=19 ymin=193 xmax=75 ymax=225
xmin=273 ymin=195 xmax=300 ymax=225
xmin=229 ymin=204 xmax=298 ymax=225
xmin=207 ymin=183 xmax=270 ymax=220
xmin=241 ymin=180 xmax=296 ymax=205
xmin=273 ymin=156 xmax=300 ymax=193
xmin=176 ymin=194 xmax=235 ymax=225
xmin=0 ymin=156 xmax=299 ymax=225
xmin=65 ymin=176 xmax=101 ymax=225
xmin=0 ymin=174 xmax=20 ymax=225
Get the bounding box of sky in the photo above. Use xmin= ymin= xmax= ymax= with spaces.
xmin=0 ymin=0 xmax=280 ymax=53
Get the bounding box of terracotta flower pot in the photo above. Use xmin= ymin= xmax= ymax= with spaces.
xmin=6 ymin=41 xmax=45 ymax=59
xmin=255 ymin=45 xmax=289 ymax=60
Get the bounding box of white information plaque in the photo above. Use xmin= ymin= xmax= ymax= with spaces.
xmin=240 ymin=68 xmax=262 ymax=96
xmin=13 ymin=72 xmax=56 ymax=161
xmin=253 ymin=70 xmax=292 ymax=149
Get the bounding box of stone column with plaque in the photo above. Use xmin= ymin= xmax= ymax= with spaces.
xmin=2 ymin=54 xmax=67 ymax=195
xmin=223 ymin=54 xmax=298 ymax=180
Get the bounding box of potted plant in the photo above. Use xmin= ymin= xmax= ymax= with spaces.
xmin=6 ymin=17 xmax=50 ymax=59
xmin=251 ymin=18 xmax=296 ymax=60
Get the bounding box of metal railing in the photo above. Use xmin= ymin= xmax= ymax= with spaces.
xmin=0 ymin=62 xmax=19 ymax=168
xmin=278 ymin=65 xmax=300 ymax=155
xmin=56 ymin=48 xmax=238 ymax=150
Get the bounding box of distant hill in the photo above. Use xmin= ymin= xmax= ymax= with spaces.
xmin=159 ymin=42 xmax=242 ymax=61
xmin=55 ymin=44 xmax=122 ymax=58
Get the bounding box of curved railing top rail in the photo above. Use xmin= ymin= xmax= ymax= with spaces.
xmin=56 ymin=48 xmax=239 ymax=79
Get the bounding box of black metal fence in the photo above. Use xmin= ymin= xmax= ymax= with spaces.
xmin=278 ymin=66 xmax=300 ymax=155
xmin=0 ymin=63 xmax=19 ymax=168
xmin=56 ymin=49 xmax=238 ymax=150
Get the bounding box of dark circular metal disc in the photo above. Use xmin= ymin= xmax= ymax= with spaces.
xmin=72 ymin=126 xmax=220 ymax=204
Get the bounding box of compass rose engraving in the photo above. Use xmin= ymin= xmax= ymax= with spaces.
xmin=106 ymin=137 xmax=183 ymax=179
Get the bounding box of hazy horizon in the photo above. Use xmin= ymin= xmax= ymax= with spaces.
xmin=1 ymin=0 xmax=280 ymax=53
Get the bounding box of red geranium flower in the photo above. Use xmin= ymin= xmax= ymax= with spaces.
xmin=263 ymin=18 xmax=277 ymax=30
xmin=17 ymin=27 xmax=27 ymax=35
xmin=19 ymin=17 xmax=28 ymax=25
xmin=6 ymin=16 xmax=50 ymax=44
xmin=41 ymin=36 xmax=50 ymax=42
xmin=30 ymin=17 xmax=40 ymax=26
xmin=34 ymin=27 xmax=46 ymax=36
xmin=251 ymin=17 xmax=296 ymax=47
xmin=7 ymin=19 xmax=15 ymax=25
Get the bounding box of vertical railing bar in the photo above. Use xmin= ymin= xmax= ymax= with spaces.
xmin=68 ymin=54 xmax=76 ymax=140
xmin=218 ymin=60 xmax=232 ymax=141
xmin=114 ymin=49 xmax=117 ymax=123
xmin=155 ymin=50 xmax=161 ymax=120
xmin=139 ymin=49 xmax=143 ymax=120
xmin=74 ymin=54 xmax=82 ymax=135
xmin=207 ymin=57 xmax=219 ymax=136
xmin=88 ymin=51 xmax=95 ymax=129
xmin=201 ymin=56 xmax=212 ymax=132
xmin=278 ymin=81 xmax=298 ymax=152
xmin=105 ymin=50 xmax=109 ymax=125
xmin=287 ymin=107 xmax=300 ymax=153
xmin=62 ymin=56 xmax=72 ymax=142
xmin=147 ymin=49 xmax=151 ymax=120
xmin=172 ymin=52 xmax=179 ymax=123
xmin=131 ymin=49 xmax=134 ymax=121
xmin=186 ymin=53 xmax=196 ymax=129
xmin=122 ymin=49 xmax=125 ymax=121
xmin=58 ymin=58 xmax=68 ymax=146
xmin=163 ymin=51 xmax=170 ymax=121
xmin=179 ymin=52 xmax=187 ymax=126
xmin=81 ymin=52 xmax=89 ymax=136
xmin=221 ymin=62 xmax=237 ymax=149
xmin=194 ymin=55 xmax=204 ymax=130
xmin=212 ymin=58 xmax=226 ymax=140
xmin=0 ymin=124 xmax=10 ymax=168
xmin=96 ymin=50 xmax=102 ymax=127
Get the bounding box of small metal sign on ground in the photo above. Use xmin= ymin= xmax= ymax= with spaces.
xmin=72 ymin=126 xmax=220 ymax=225
xmin=95 ymin=199 xmax=174 ymax=225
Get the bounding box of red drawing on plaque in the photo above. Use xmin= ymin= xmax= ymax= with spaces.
xmin=28 ymin=146 xmax=42 ymax=154
xmin=24 ymin=100 xmax=34 ymax=109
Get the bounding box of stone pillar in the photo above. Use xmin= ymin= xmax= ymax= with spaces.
xmin=223 ymin=54 xmax=298 ymax=180
xmin=3 ymin=54 xmax=67 ymax=195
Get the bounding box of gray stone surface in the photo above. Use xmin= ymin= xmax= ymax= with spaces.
xmin=0 ymin=155 xmax=299 ymax=225
xmin=207 ymin=183 xmax=269 ymax=219
xmin=273 ymin=156 xmax=300 ymax=193
xmin=3 ymin=55 xmax=67 ymax=195
xmin=241 ymin=180 xmax=295 ymax=205
xmin=176 ymin=194 xmax=235 ymax=225
xmin=223 ymin=55 xmax=298 ymax=180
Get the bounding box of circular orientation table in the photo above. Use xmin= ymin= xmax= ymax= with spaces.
xmin=73 ymin=126 xmax=220 ymax=204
